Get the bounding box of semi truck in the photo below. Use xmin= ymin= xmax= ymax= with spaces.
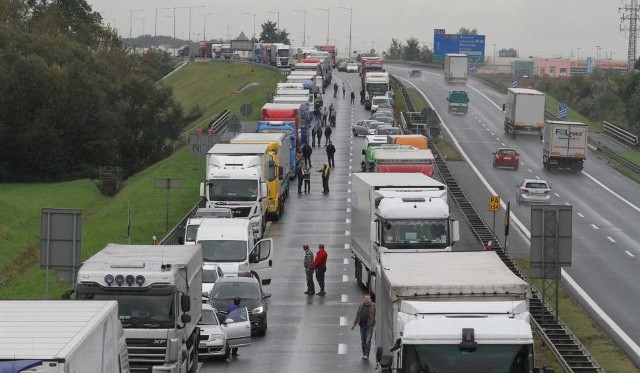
xmin=543 ymin=120 xmax=588 ymax=172
xmin=262 ymin=103 xmax=308 ymax=145
xmin=0 ymin=300 xmax=130 ymax=373
xmin=75 ymin=244 xmax=203 ymax=373
xmin=373 ymin=148 xmax=435 ymax=178
xmin=195 ymin=218 xmax=274 ymax=285
xmin=350 ymin=173 xmax=459 ymax=293
xmin=364 ymin=72 xmax=391 ymax=110
xmin=504 ymin=88 xmax=545 ymax=138
xmin=446 ymin=90 xmax=470 ymax=114
xmin=361 ymin=144 xmax=415 ymax=172
xmin=375 ymin=251 xmax=536 ymax=373
xmin=256 ymin=120 xmax=298 ymax=174
xmin=360 ymin=57 xmax=385 ymax=88
xmin=201 ymin=143 xmax=270 ymax=238
xmin=270 ymin=43 xmax=292 ymax=67
xmin=317 ymin=45 xmax=337 ymax=66
xmin=444 ymin=53 xmax=468 ymax=83
xmin=231 ymin=133 xmax=291 ymax=220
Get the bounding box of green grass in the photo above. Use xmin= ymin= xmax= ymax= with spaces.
xmin=0 ymin=62 xmax=282 ymax=300
xmin=434 ymin=139 xmax=463 ymax=161
xmin=544 ymin=95 xmax=602 ymax=134
xmin=618 ymin=150 xmax=640 ymax=164
xmin=407 ymin=87 xmax=428 ymax=111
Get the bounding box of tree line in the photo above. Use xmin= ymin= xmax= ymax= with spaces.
xmin=0 ymin=0 xmax=186 ymax=182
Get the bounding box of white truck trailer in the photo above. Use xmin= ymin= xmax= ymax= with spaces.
xmin=375 ymin=251 xmax=535 ymax=373
xmin=543 ymin=120 xmax=588 ymax=171
xmin=201 ymin=143 xmax=270 ymax=238
xmin=503 ymin=88 xmax=546 ymax=138
xmin=269 ymin=43 xmax=291 ymax=67
xmin=444 ymin=53 xmax=468 ymax=83
xmin=0 ymin=300 xmax=129 ymax=373
xmin=364 ymin=72 xmax=391 ymax=109
xmin=75 ymin=244 xmax=203 ymax=373
xmin=350 ymin=173 xmax=459 ymax=294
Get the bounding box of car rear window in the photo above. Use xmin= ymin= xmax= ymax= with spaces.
xmin=499 ymin=149 xmax=517 ymax=156
xmin=525 ymin=182 xmax=548 ymax=189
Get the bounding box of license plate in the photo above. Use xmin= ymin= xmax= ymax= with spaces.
xmin=503 ymin=157 xmax=511 ymax=160
xmin=199 ymin=343 xmax=206 ymax=348
xmin=530 ymin=190 xmax=543 ymax=194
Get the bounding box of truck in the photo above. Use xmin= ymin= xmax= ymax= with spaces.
xmin=364 ymin=72 xmax=391 ymax=110
xmin=400 ymin=110 xmax=442 ymax=139
xmin=286 ymin=73 xmax=318 ymax=94
xmin=257 ymin=120 xmax=299 ymax=172
xmin=198 ymin=41 xmax=212 ymax=58
xmin=543 ymin=120 xmax=588 ymax=172
xmin=503 ymin=88 xmax=545 ymax=138
xmin=446 ymin=90 xmax=470 ymax=114
xmin=231 ymin=133 xmax=291 ymax=220
xmin=361 ymin=144 xmax=415 ymax=172
xmin=375 ymin=251 xmax=536 ymax=373
xmin=270 ymin=43 xmax=291 ymax=67
xmin=201 ymin=143 xmax=270 ymax=238
xmin=351 ymin=173 xmax=459 ymax=293
xmin=387 ymin=134 xmax=428 ymax=149
xmin=317 ymin=45 xmax=337 ymax=66
xmin=262 ymin=103 xmax=308 ymax=145
xmin=0 ymin=300 xmax=130 ymax=373
xmin=360 ymin=57 xmax=385 ymax=87
xmin=373 ymin=148 xmax=435 ymax=178
xmin=75 ymin=244 xmax=203 ymax=373
xmin=444 ymin=53 xmax=468 ymax=83
xmin=195 ymin=218 xmax=274 ymax=285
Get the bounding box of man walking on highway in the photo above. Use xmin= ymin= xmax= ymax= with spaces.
xmin=302 ymin=142 xmax=313 ymax=167
xmin=324 ymin=126 xmax=332 ymax=146
xmin=303 ymin=166 xmax=311 ymax=193
xmin=296 ymin=163 xmax=304 ymax=194
xmin=326 ymin=141 xmax=336 ymax=168
xmin=342 ymin=82 xmax=346 ymax=98
xmin=351 ymin=294 xmax=376 ymax=360
xmin=333 ymin=82 xmax=338 ymax=98
xmin=350 ymin=90 xmax=356 ymax=105
xmin=303 ymin=244 xmax=315 ymax=294
xmin=318 ymin=163 xmax=331 ymax=194
xmin=313 ymin=244 xmax=328 ymax=296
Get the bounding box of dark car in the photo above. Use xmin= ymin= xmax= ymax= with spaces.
xmin=409 ymin=69 xmax=422 ymax=77
xmin=492 ymin=148 xmax=520 ymax=170
xmin=209 ymin=276 xmax=271 ymax=336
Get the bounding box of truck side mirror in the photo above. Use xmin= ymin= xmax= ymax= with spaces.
xmin=361 ymin=149 xmax=366 ymax=155
xmin=178 ymin=236 xmax=185 ymax=245
xmin=278 ymin=166 xmax=284 ymax=180
xmin=181 ymin=313 xmax=191 ymax=324
xmin=199 ymin=182 xmax=206 ymax=198
xmin=502 ymin=103 xmax=506 ymax=111
xmin=261 ymin=182 xmax=268 ymax=197
xmin=370 ymin=221 xmax=377 ymax=243
xmin=181 ymin=293 xmax=191 ymax=312
xmin=451 ymin=220 xmax=460 ymax=244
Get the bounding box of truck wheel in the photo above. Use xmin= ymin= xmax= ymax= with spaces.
xmin=355 ymin=259 xmax=363 ymax=288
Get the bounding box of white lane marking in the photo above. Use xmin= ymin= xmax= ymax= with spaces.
xmin=350 ymin=152 xmax=353 ymax=156
xmin=607 ymin=236 xmax=616 ymax=243
xmin=349 ymin=165 xmax=352 ymax=170
xmin=338 ymin=343 xmax=347 ymax=354
xmin=346 ymin=218 xmax=351 ymax=224
xmin=496 ymin=137 xmax=500 ymax=141
xmin=343 ymin=258 xmax=349 ymax=265
xmin=535 ymin=176 xmax=540 ymax=179
xmin=583 ymin=171 xmax=640 ymax=213
xmin=520 ymin=162 xmax=525 ymax=165
xmin=527 ymin=169 xmax=533 ymax=173
xmin=397 ymin=74 xmax=640 ymax=360
xmin=347 ymin=207 xmax=351 ymax=213
xmin=490 ymin=132 xmax=495 ymax=136
xmin=564 ymin=202 xmax=571 ymax=206
xmin=348 ymin=188 xmax=351 ymax=193
xmin=347 ymin=198 xmax=351 ymax=203
xmin=345 ymin=243 xmax=350 ymax=250
xmin=591 ymin=224 xmax=599 ymax=230
xmin=501 ymin=143 xmax=506 ymax=146
xmin=345 ymin=230 xmax=351 ymax=236
xmin=577 ymin=213 xmax=584 ymax=218
xmin=339 ymin=317 xmax=347 ymax=326
xmin=348 ymin=180 xmax=352 ymax=185
xmin=554 ymin=193 xmax=560 ymax=198
xmin=343 ymin=275 xmax=349 ymax=282
xmin=341 ymin=294 xmax=348 ymax=303
xmin=626 ymin=251 xmax=635 ymax=258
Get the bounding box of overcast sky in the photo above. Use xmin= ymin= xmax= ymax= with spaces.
xmin=88 ymin=0 xmax=630 ymax=60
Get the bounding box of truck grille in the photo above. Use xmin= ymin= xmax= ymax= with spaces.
xmin=230 ymin=207 xmax=251 ymax=217
xmin=126 ymin=338 xmax=167 ymax=372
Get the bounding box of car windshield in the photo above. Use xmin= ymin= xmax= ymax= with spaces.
xmin=203 ymin=268 xmax=220 ymax=284
xmin=524 ymin=182 xmax=549 ymax=189
xmin=375 ymin=117 xmax=393 ymax=124
xmin=373 ymin=99 xmax=391 ymax=108
xmin=199 ymin=240 xmax=248 ymax=262
xmin=213 ymin=282 xmax=259 ymax=300
xmin=200 ymin=309 xmax=219 ymax=325
xmin=369 ymin=122 xmax=381 ymax=130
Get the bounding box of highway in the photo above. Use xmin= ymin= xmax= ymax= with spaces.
xmin=386 ymin=64 xmax=640 ymax=362
xmin=200 ymin=70 xmax=483 ymax=372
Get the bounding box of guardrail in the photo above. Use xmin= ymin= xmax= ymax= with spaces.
xmin=208 ymin=109 xmax=231 ymax=134
xmin=159 ymin=197 xmax=207 ymax=245
xmin=603 ymin=120 xmax=638 ymax=147
xmin=598 ymin=145 xmax=640 ymax=174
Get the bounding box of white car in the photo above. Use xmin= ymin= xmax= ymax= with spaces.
xmin=202 ymin=263 xmax=224 ymax=300
xmin=346 ymin=63 xmax=359 ymax=73
xmin=371 ymin=96 xmax=392 ymax=113
xmin=198 ymin=304 xmax=227 ymax=359
xmin=352 ymin=119 xmax=376 ymax=136
xmin=516 ymin=179 xmax=552 ymax=205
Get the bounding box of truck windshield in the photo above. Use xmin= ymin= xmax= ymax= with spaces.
xmin=87 ymin=292 xmax=175 ymax=329
xmin=277 ymin=49 xmax=290 ymax=57
xmin=367 ymin=83 xmax=389 ymax=96
xmin=382 ymin=220 xmax=449 ymax=249
xmin=402 ymin=344 xmax=534 ymax=373
xmin=210 ymin=179 xmax=258 ymax=201
xmin=200 ymin=240 xmax=248 ymax=262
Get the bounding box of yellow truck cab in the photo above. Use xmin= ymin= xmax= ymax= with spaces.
xmin=231 ymin=133 xmax=291 ymax=220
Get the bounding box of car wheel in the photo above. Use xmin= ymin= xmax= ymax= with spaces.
xmin=492 ymin=161 xmax=497 ymax=168
xmin=258 ymin=318 xmax=267 ymax=336
xmin=352 ymin=129 xmax=357 ymax=136
xmin=514 ymin=164 xmax=519 ymax=170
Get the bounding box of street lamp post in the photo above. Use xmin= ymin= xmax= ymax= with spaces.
xmin=171 ymin=6 xmax=188 ymax=43
xmin=316 ymin=7 xmax=330 ymax=45
xmin=200 ymin=12 xmax=212 ymax=41
xmin=188 ymin=5 xmax=205 ymax=42
xmin=338 ymin=6 xmax=353 ymax=60
xmin=577 ymin=47 xmax=581 ymax=60
xmin=134 ymin=17 xmax=145 ymax=38
xmin=267 ymin=11 xmax=280 ymax=42
xmin=129 ymin=9 xmax=143 ymax=41
xmin=243 ymin=12 xmax=256 ymax=40
xmin=293 ymin=9 xmax=306 ymax=47
xmin=227 ymin=26 xmax=235 ymax=43
xmin=154 ymin=6 xmax=170 ymax=37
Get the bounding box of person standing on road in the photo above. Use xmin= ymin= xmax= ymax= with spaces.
xmin=351 ymin=294 xmax=376 ymax=360
xmin=324 ymin=126 xmax=332 ymax=146
xmin=302 ymin=142 xmax=313 ymax=167
xmin=318 ymin=163 xmax=331 ymax=194
xmin=303 ymin=166 xmax=311 ymax=193
xmin=322 ymin=106 xmax=328 ymax=126
xmin=333 ymin=82 xmax=338 ymax=98
xmin=311 ymin=126 xmax=317 ymax=147
xmin=316 ymin=124 xmax=323 ymax=147
xmin=226 ymin=297 xmax=242 ymax=356
xmin=303 ymin=244 xmax=315 ymax=294
xmin=329 ymin=104 xmax=336 ymax=127
xmin=350 ymin=90 xmax=356 ymax=105
xmin=326 ymin=141 xmax=336 ymax=168
xmin=342 ymin=82 xmax=346 ymax=98
xmin=360 ymin=87 xmax=365 ymax=104
xmin=313 ymin=244 xmax=328 ymax=296
xmin=296 ymin=163 xmax=304 ymax=194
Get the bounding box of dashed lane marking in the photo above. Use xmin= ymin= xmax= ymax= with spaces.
xmin=340 ymin=317 xmax=347 ymax=326
xmin=341 ymin=294 xmax=348 ymax=302
xmin=577 ymin=213 xmax=584 ymax=218
xmin=343 ymin=275 xmax=349 ymax=282
xmin=343 ymin=258 xmax=349 ymax=264
xmin=591 ymin=224 xmax=599 ymax=230
xmin=626 ymin=251 xmax=635 ymax=258
xmin=607 ymin=236 xmax=616 ymax=243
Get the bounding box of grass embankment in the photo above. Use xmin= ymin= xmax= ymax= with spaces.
xmin=0 ymin=61 xmax=283 ymax=300
xmin=394 ymin=75 xmax=639 ymax=372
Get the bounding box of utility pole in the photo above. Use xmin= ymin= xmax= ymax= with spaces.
xmin=267 ymin=11 xmax=280 ymax=42
xmin=154 ymin=6 xmax=170 ymax=37
xmin=134 ymin=17 xmax=145 ymax=40
xmin=620 ymin=0 xmax=640 ymax=70
xmin=338 ymin=6 xmax=353 ymax=60
xmin=200 ymin=12 xmax=212 ymax=41
xmin=293 ymin=9 xmax=306 ymax=47
xmin=188 ymin=5 xmax=205 ymax=42
xmin=316 ymin=7 xmax=330 ymax=45
xmin=227 ymin=26 xmax=235 ymax=43
xmin=129 ymin=9 xmax=143 ymax=42
xmin=243 ymin=12 xmax=257 ymax=40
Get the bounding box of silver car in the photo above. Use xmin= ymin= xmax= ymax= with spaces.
xmin=371 ymin=114 xmax=395 ymax=125
xmin=516 ymin=179 xmax=552 ymax=205
xmin=198 ymin=304 xmax=228 ymax=359
xmin=375 ymin=125 xmax=402 ymax=136
xmin=352 ymin=119 xmax=376 ymax=136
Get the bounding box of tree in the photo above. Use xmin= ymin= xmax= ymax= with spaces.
xmin=259 ymin=21 xmax=278 ymax=43
xmin=403 ymin=37 xmax=420 ymax=61
xmin=387 ymin=38 xmax=403 ymax=60
xmin=419 ymin=46 xmax=433 ymax=63
xmin=457 ymin=27 xmax=478 ymax=35
xmin=277 ymin=29 xmax=291 ymax=45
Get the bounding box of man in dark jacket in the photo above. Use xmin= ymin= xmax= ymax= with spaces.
xmin=351 ymin=294 xmax=376 ymax=360
xmin=326 ymin=141 xmax=336 ymax=168
xmin=302 ymin=142 xmax=312 ymax=167
xmin=316 ymin=124 xmax=322 ymax=146
xmin=296 ymin=163 xmax=304 ymax=194
xmin=324 ymin=126 xmax=332 ymax=146
xmin=303 ymin=244 xmax=315 ymax=294
xmin=360 ymin=88 xmax=365 ymax=104
xmin=311 ymin=126 xmax=317 ymax=147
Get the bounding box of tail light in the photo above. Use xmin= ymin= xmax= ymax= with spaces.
xmin=521 ymin=188 xmax=529 ymax=193
xmin=544 ymin=190 xmax=551 ymax=194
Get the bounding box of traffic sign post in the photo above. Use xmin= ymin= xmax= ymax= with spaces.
xmin=489 ymin=195 xmax=500 ymax=233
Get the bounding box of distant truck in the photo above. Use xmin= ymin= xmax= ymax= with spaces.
xmin=270 ymin=43 xmax=292 ymax=67
xmin=75 ymin=244 xmax=202 ymax=373
xmin=543 ymin=120 xmax=588 ymax=172
xmin=351 ymin=173 xmax=459 ymax=293
xmin=364 ymin=72 xmax=391 ymax=110
xmin=400 ymin=110 xmax=441 ymax=139
xmin=231 ymin=133 xmax=291 ymax=220
xmin=503 ymin=88 xmax=545 ymax=138
xmin=0 ymin=300 xmax=129 ymax=373
xmin=373 ymin=148 xmax=435 ymax=178
xmin=443 ymin=53 xmax=468 ymax=83
xmin=375 ymin=251 xmax=536 ymax=373
xmin=446 ymin=90 xmax=469 ymax=114
xmin=361 ymin=144 xmax=415 ymax=172
xmin=199 ymin=41 xmax=213 ymax=58
xmin=201 ymin=143 xmax=270 ymax=238
xmin=262 ymin=103 xmax=308 ymax=145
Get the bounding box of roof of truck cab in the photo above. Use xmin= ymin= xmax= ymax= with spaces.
xmin=508 ymin=87 xmax=544 ymax=95
xmin=352 ymin=172 xmax=441 ymax=187
xmin=208 ymin=143 xmax=269 ymax=155
xmin=0 ymin=300 xmax=119 ymax=359
xmin=232 ymin=133 xmax=288 ymax=143
xmin=402 ymin=316 xmax=533 ymax=344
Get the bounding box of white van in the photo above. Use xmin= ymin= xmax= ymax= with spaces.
xmin=196 ymin=218 xmax=274 ymax=285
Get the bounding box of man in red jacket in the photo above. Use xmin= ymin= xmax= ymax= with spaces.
xmin=313 ymin=244 xmax=328 ymax=296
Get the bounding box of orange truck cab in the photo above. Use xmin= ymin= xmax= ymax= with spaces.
xmin=387 ymin=135 xmax=428 ymax=149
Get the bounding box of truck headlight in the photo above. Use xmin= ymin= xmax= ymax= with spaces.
xmin=238 ymin=262 xmax=249 ymax=273
xmin=269 ymin=200 xmax=275 ymax=209
xmin=251 ymin=306 xmax=264 ymax=314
